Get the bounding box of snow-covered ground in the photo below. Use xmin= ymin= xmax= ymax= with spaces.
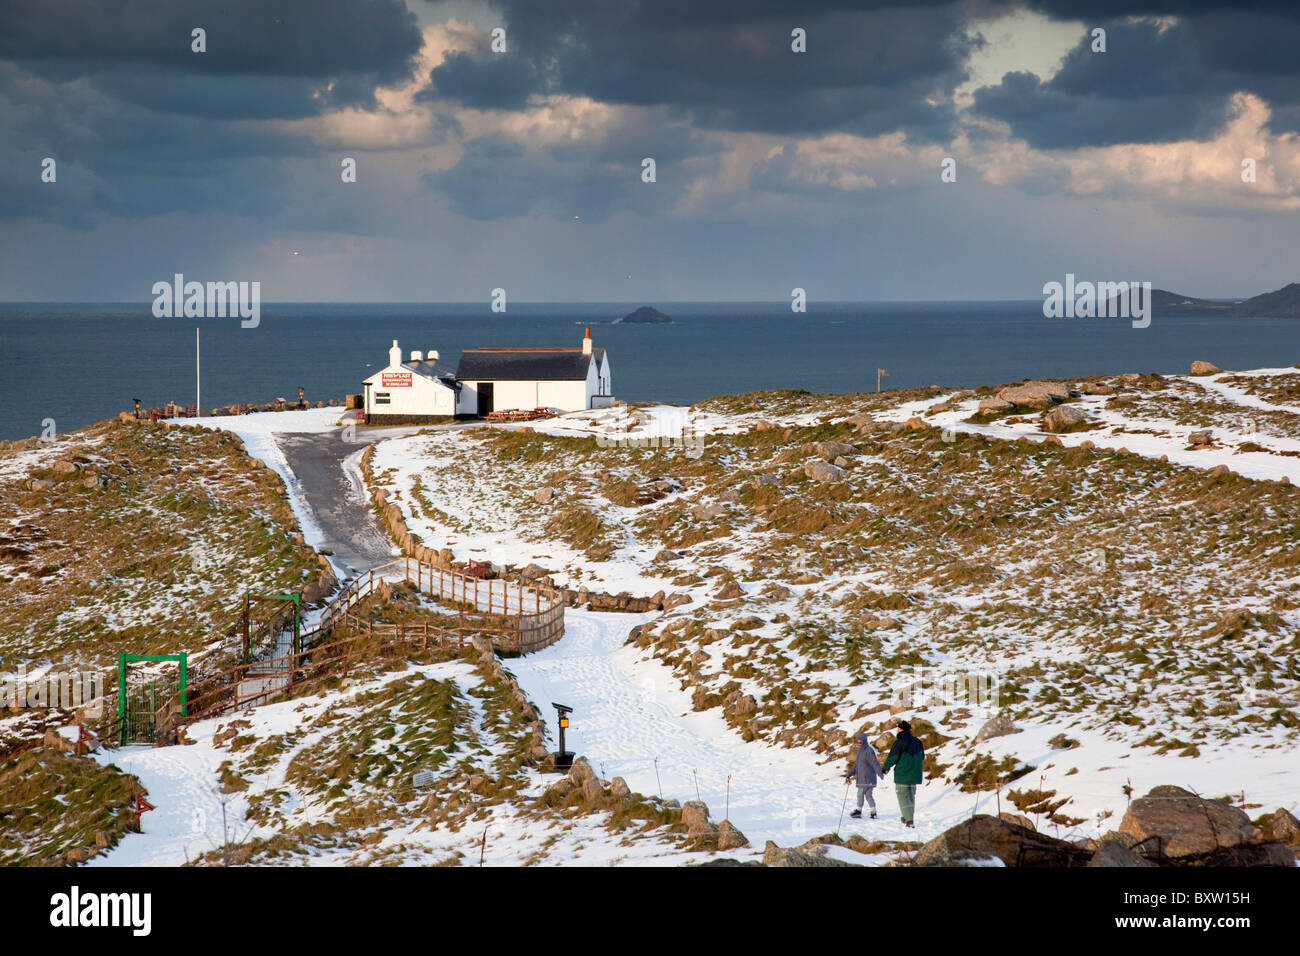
xmin=174 ymin=407 xmax=347 ymax=557
xmin=358 ymin=366 xmax=1300 ymax=855
xmin=87 ymin=655 xmax=750 ymax=866
xmin=878 ymin=367 xmax=1300 ymax=484
xmin=510 ymin=606 xmax=1300 ymax=851
xmin=90 ymin=661 xmax=480 ymax=867
xmin=80 ymin=369 xmax=1297 ymax=866
xmin=511 ymin=607 xmax=953 ymax=848
xmin=370 ymin=429 xmax=672 ymax=597
xmin=89 ymin=602 xmax=1300 ymax=866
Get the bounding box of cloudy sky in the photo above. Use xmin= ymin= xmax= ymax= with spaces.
xmin=1 ymin=0 xmax=1298 ymax=302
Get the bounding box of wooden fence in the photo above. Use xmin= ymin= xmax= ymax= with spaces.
xmin=164 ymin=622 xmax=505 ymax=729
xmin=337 ymin=557 xmax=566 ymax=652
xmin=142 ymin=555 xmax=564 ymax=738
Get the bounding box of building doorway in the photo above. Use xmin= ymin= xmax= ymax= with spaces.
xmin=477 ymin=382 xmax=494 ymax=416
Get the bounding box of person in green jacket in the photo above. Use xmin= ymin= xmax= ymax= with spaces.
xmin=881 ymin=719 xmax=924 ymax=828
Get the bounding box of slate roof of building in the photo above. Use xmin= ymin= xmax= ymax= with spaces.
xmin=404 ymin=359 xmax=461 ymax=383
xmin=361 ymin=359 xmax=460 ymax=387
xmin=456 ymin=347 xmax=605 ymax=382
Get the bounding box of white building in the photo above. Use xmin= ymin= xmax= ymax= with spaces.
xmin=361 ymin=340 xmax=460 ymax=425
xmin=454 ymin=329 xmax=613 ymax=416
xmin=361 ymin=330 xmax=613 ymax=422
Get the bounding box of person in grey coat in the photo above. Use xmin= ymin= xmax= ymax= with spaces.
xmin=845 ymin=731 xmax=884 ymax=819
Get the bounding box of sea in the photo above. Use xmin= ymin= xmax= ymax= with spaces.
xmin=2 ymin=300 xmax=1299 ymax=442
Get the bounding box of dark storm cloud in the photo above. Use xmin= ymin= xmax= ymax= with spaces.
xmin=976 ymin=3 xmax=1300 ymax=142
xmin=1 ymin=0 xmax=425 ymax=130
xmin=91 ymin=73 xmax=345 ymax=121
xmin=998 ymin=0 xmax=1300 ymax=17
xmin=972 ymin=19 xmax=1235 ymax=148
xmin=0 ymin=0 xmax=424 ymax=226
xmin=420 ymin=50 xmax=545 ymax=111
xmin=426 ymin=1 xmax=975 ymax=140
xmin=0 ymin=0 xmax=422 ymax=83
xmin=1182 ymin=12 xmax=1300 ymax=132
xmin=0 ymin=63 xmax=325 ymax=228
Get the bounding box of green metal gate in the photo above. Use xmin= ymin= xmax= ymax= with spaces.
xmin=117 ymin=653 xmax=187 ymax=746
xmin=121 ymin=682 xmax=160 ymax=745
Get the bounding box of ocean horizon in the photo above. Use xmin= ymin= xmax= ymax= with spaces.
xmin=2 ymin=299 xmax=1298 ymax=442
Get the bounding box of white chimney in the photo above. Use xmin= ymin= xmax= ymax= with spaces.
xmin=410 ymin=350 xmax=423 ymax=362
xmin=582 ymin=327 xmax=592 ymax=356
xmin=389 ymin=339 xmax=402 ymax=367
xmin=428 ymin=349 xmax=439 ymax=362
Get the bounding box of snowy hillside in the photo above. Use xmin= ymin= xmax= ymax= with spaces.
xmin=362 ymin=365 xmax=1300 ymax=853
xmin=10 ymin=367 xmax=1300 ymax=867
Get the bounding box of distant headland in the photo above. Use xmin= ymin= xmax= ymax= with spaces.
xmin=1144 ymin=282 xmax=1300 ymax=318
xmin=613 ymin=306 xmax=673 ymax=324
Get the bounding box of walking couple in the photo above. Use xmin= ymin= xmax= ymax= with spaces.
xmin=845 ymin=719 xmax=924 ymax=828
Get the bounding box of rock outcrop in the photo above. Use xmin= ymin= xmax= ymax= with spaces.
xmin=763 ymin=840 xmax=860 ymax=867
xmin=915 ymin=815 xmax=1090 ymax=868
xmin=804 ymin=460 xmax=847 ymax=483
xmin=814 ymin=441 xmax=858 ymax=461
xmin=978 ymin=397 xmax=1014 ymax=415
xmin=1088 ymin=840 xmax=1157 ymax=868
xmin=973 ymin=714 xmax=1019 ymax=744
xmin=996 ymin=381 xmax=1070 ymax=410
xmin=1118 ymin=786 xmax=1262 ymax=859
xmin=1041 ymin=404 xmax=1089 ymax=433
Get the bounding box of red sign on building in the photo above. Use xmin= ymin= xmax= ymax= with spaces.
xmin=381 ymin=371 xmax=412 ymax=387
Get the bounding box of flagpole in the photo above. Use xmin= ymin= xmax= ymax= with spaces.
xmin=196 ymin=327 xmax=201 ymax=416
